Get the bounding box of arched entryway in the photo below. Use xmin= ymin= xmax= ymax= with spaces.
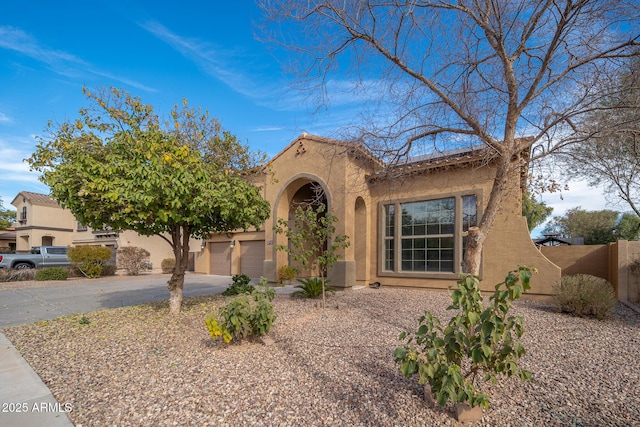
xmin=288 ymin=182 xmax=328 ymax=278
xmin=270 ymin=175 xmax=331 ymax=281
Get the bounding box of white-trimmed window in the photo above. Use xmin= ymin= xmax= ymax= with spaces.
xmin=381 ymin=193 xmax=478 ymax=276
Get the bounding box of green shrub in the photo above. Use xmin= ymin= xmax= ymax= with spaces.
xmin=116 ymin=246 xmax=150 ymax=276
xmin=394 ymin=267 xmax=534 ymax=410
xmin=0 ymin=268 xmax=36 ymax=282
xmin=67 ymin=245 xmax=113 ymax=278
xmin=35 ymin=267 xmax=68 ymax=281
xmin=277 ymin=265 xmax=298 ymax=284
xmin=101 ymin=265 xmax=117 ymax=276
xmin=161 ymin=258 xmax=175 ymax=274
xmin=291 ymin=277 xmax=335 ymax=299
xmin=222 ymin=274 xmax=255 ymax=296
xmin=554 ymin=274 xmax=617 ymax=319
xmin=206 ymin=286 xmax=276 ymax=344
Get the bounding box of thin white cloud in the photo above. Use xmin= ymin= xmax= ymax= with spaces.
xmin=0 ymin=26 xmax=156 ymax=93
xmin=0 ymin=135 xmax=45 ymax=184
xmin=140 ymin=20 xmax=308 ymax=110
xmin=253 ymin=126 xmax=285 ymax=132
xmin=0 ymin=112 xmax=12 ymax=124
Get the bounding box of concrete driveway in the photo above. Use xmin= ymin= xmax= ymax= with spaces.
xmin=0 ymin=273 xmax=293 ymax=327
xmin=0 ymin=274 xmax=297 ymax=427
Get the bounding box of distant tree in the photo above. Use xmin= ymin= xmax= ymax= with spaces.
xmin=260 ymin=0 xmax=640 ymax=276
xmin=522 ymin=192 xmax=553 ymax=232
xmin=28 ymin=87 xmax=270 ymax=314
xmin=544 ymin=208 xmax=620 ymax=245
xmin=616 ymin=213 xmax=640 ymax=241
xmin=560 ymin=56 xmax=640 ymax=217
xmin=0 ymin=198 xmax=16 ymax=230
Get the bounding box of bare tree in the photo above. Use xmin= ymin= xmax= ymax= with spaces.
xmin=259 ymin=0 xmax=640 ymax=275
xmin=560 ymin=57 xmax=640 ymax=217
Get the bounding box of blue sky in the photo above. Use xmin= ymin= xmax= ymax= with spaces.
xmin=0 ymin=1 xmax=612 ymax=236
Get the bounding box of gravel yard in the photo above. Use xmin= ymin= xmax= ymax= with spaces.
xmin=2 ymin=286 xmax=639 ymax=427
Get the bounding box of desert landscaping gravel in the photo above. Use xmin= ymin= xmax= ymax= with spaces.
xmin=2 ymin=285 xmax=639 ymax=426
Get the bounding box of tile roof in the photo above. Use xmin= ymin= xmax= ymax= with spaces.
xmin=12 ymin=191 xmax=59 ymax=207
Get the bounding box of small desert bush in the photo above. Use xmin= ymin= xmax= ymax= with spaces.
xmin=206 ymin=285 xmax=276 ymax=344
xmin=161 ymin=258 xmax=175 ymax=274
xmin=395 ymin=267 xmax=533 ymax=409
xmin=222 ymin=274 xmax=255 ymax=296
xmin=0 ymin=268 xmax=36 ymax=282
xmin=291 ymin=277 xmax=335 ymax=299
xmin=276 ymin=265 xmax=298 ymax=284
xmin=35 ymin=267 xmax=69 ymax=281
xmin=554 ymin=274 xmax=617 ymax=319
xmin=117 ymin=246 xmax=151 ymax=276
xmin=67 ymin=245 xmax=113 ymax=278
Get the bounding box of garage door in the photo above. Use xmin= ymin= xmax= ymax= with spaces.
xmin=240 ymin=240 xmax=265 ymax=278
xmin=210 ymin=242 xmax=231 ymax=276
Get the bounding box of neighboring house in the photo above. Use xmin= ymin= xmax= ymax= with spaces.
xmin=10 ymin=191 xmax=200 ymax=271
xmin=0 ymin=225 xmax=16 ymax=252
xmin=534 ymin=234 xmax=585 ymax=246
xmin=195 ymin=134 xmax=560 ymax=298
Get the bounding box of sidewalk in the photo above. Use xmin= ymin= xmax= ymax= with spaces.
xmin=0 ymin=333 xmax=74 ymax=427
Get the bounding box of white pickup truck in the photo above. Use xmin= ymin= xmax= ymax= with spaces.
xmin=0 ymin=246 xmax=71 ymax=269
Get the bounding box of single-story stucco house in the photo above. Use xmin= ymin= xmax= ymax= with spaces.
xmin=196 ymin=134 xmax=560 ymax=297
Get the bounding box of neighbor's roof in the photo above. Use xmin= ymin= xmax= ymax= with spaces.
xmin=11 ymin=191 xmax=59 ymax=207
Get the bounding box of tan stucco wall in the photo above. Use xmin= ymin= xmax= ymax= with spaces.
xmin=367 ymin=162 xmax=560 ymax=296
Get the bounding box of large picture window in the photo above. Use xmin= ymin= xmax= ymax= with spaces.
xmin=381 ymin=193 xmax=478 ymax=276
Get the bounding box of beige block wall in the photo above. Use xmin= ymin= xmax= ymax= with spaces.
xmin=540 ymin=245 xmax=609 ymax=280
xmin=116 ymin=231 xmax=203 ymax=273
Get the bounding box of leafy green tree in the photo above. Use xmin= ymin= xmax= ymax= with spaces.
xmin=0 ymin=198 xmax=16 ymax=230
xmin=28 ymin=87 xmax=270 ymax=314
xmin=616 ymin=213 xmax=640 ymax=241
xmin=544 ymin=208 xmax=620 ymax=245
xmin=273 ymin=202 xmax=349 ymax=309
xmin=522 ymin=192 xmax=553 ymax=232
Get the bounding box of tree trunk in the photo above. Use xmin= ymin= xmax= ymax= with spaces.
xmin=464 ymin=226 xmax=484 ymax=276
xmin=166 ymin=224 xmax=191 ymax=315
xmin=168 ymin=277 xmax=184 ymax=315
xmin=463 ymin=155 xmax=516 ymax=276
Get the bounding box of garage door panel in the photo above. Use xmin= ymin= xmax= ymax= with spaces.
xmin=240 ymin=240 xmax=264 ymax=278
xmin=210 ymin=242 xmax=231 ymax=276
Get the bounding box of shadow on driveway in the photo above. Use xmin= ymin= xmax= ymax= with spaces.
xmin=0 ymin=274 xmax=233 ymax=327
